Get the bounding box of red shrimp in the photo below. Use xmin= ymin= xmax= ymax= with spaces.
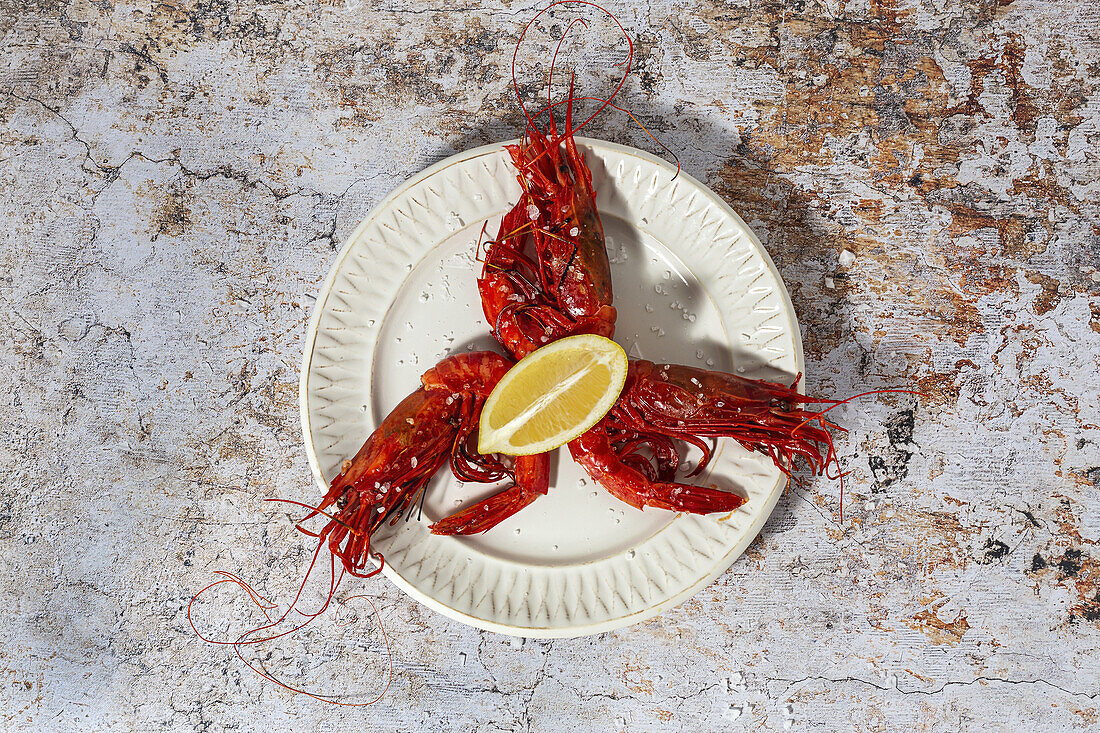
xmin=301 ymin=351 xmax=548 ymax=569
xmin=571 ymin=362 xmax=921 ymax=516
xmin=477 ymin=91 xmax=618 ymax=360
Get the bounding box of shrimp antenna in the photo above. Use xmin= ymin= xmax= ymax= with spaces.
xmin=548 ymin=16 xmax=589 ymax=134
xmin=531 ymin=94 xmax=683 ymax=180
xmin=512 ymin=1 xmax=634 ymax=136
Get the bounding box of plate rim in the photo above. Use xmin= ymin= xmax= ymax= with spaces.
xmin=299 ymin=137 xmax=804 ymax=637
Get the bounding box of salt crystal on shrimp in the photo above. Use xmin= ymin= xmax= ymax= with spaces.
xmin=569 ymin=227 xmax=579 ymax=237
xmin=527 ymin=204 xmax=540 ymax=220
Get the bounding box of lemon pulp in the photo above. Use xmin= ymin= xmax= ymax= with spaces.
xmin=478 ymin=334 xmax=628 ymax=456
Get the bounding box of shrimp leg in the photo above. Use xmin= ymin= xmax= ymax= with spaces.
xmin=429 ymin=454 xmax=551 ymax=535
xmin=569 ymin=424 xmax=745 ymax=514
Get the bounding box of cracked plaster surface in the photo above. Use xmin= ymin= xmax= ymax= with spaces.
xmin=2 ymin=0 xmax=1100 ymax=730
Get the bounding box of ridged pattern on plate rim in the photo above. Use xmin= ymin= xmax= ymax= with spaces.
xmin=300 ymin=138 xmax=803 ymax=637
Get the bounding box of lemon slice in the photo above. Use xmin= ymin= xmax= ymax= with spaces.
xmin=478 ymin=334 xmax=628 ymax=456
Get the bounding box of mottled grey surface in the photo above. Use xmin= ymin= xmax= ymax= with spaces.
xmin=3 ymin=0 xmax=1100 ymax=730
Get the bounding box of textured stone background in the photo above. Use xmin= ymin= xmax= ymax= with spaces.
xmin=3 ymin=0 xmax=1100 ymax=730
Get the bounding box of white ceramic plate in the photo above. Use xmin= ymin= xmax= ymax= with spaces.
xmin=300 ymin=138 xmax=803 ymax=638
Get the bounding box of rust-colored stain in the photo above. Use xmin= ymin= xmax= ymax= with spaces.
xmin=1073 ymin=707 xmax=1100 ymax=726
xmin=1025 ymin=271 xmax=1062 ymax=316
xmin=619 ymin=656 xmax=655 ymax=695
xmin=908 ymin=606 xmax=971 ymax=646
